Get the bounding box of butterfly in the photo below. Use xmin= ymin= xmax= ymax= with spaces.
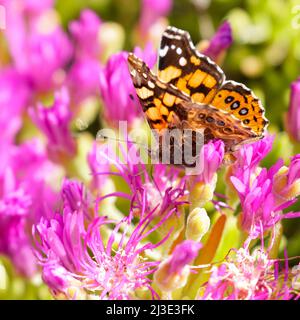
xmin=127 ymin=26 xmax=268 ymax=165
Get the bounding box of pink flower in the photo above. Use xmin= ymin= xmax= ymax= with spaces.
xmin=23 ymin=0 xmax=54 ymax=14
xmin=67 ymin=59 xmax=101 ymax=103
xmin=199 ymin=140 xmax=225 ymax=184
xmin=0 ymin=188 xmax=36 ymax=277
xmin=67 ymin=10 xmax=102 ymax=103
xmin=168 ymin=240 xmax=202 ymax=274
xmin=0 ymin=139 xmax=59 ymax=276
xmin=2 ymin=0 xmax=72 ymax=92
xmin=285 ymin=78 xmax=300 ymax=142
xmin=95 ymin=140 xmax=187 ymax=218
xmin=154 ymin=240 xmax=201 ymax=292
xmin=69 ymin=9 xmax=102 ymax=60
xmin=29 ymin=88 xmax=76 ymax=160
xmin=202 ymin=21 xmax=233 ymax=62
xmin=61 ymin=179 xmax=93 ymax=220
xmin=0 ymin=68 xmax=30 ymax=146
xmin=202 ymin=248 xmax=293 ymax=300
xmin=231 ymin=135 xmax=274 ymax=188
xmin=25 ymin=28 xmax=72 ymax=91
xmin=33 ymin=196 xmax=173 ymax=299
xmin=230 ymin=156 xmax=300 ymax=238
xmin=139 ymin=0 xmax=172 ymax=36
xmin=99 ymin=44 xmax=156 ymax=125
xmin=87 ymin=143 xmax=110 ymax=191
xmin=187 ymin=140 xmax=224 ymax=207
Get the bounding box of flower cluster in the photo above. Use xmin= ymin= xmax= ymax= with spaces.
xmin=0 ymin=0 xmax=299 ymax=301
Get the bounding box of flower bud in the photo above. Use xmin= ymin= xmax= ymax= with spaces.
xmin=285 ymin=78 xmax=300 ymax=143
xmin=154 ymin=240 xmax=201 ymax=292
xmin=189 ymin=179 xmax=216 ymax=210
xmin=273 ymin=160 xmax=300 ymax=204
xmin=186 ymin=208 xmax=210 ymax=242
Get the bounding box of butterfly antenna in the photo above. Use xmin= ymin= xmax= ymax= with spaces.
xmin=98 ymin=133 xmax=149 ymax=150
xmin=98 ymin=133 xmax=155 ymax=178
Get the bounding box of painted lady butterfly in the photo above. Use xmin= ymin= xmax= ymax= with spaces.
xmin=128 ymin=26 xmax=268 ymax=164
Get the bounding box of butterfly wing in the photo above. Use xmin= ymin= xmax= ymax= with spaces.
xmin=210 ymin=81 xmax=268 ymax=136
xmin=158 ymin=26 xmax=225 ymax=104
xmin=158 ymin=27 xmax=268 ymax=137
xmin=180 ymin=100 xmax=259 ymax=152
xmin=128 ymin=53 xmax=190 ymax=131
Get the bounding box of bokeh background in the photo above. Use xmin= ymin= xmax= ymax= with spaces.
xmin=0 ymin=0 xmax=300 ymax=299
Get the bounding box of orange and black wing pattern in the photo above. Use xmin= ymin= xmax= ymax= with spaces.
xmin=157 ymin=26 xmax=268 ymax=136
xmin=158 ymin=26 xmax=225 ymax=105
xmin=210 ymin=81 xmax=268 ymax=135
xmin=128 ymin=53 xmax=190 ymax=131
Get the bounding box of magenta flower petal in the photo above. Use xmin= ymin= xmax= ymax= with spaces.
xmin=99 ymin=46 xmax=156 ymax=125
xmin=286 ymin=78 xmax=300 ymax=142
xmin=202 ymin=21 xmax=233 ymax=62
xmin=30 ymin=88 xmax=76 ymax=159
xmin=169 ymin=240 xmax=202 ymax=274
xmin=69 ymin=9 xmax=102 ymax=60
xmin=139 ymin=0 xmax=173 ymax=36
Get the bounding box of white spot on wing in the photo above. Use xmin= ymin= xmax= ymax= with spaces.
xmin=176 ymin=47 xmax=182 ymax=55
xmin=179 ymin=57 xmax=187 ymax=66
xmin=160 ymin=45 xmax=169 ymax=57
xmin=148 ymin=81 xmax=155 ymax=89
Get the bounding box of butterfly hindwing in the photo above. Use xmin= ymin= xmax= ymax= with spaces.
xmin=210 ymin=81 xmax=268 ymax=135
xmin=158 ymin=26 xmax=225 ymax=105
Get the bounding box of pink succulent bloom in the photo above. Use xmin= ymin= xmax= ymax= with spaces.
xmin=67 ymin=58 xmax=101 ymax=103
xmin=199 ymin=140 xmax=225 ymax=184
xmin=66 ymin=9 xmax=102 ymax=103
xmin=234 ymin=135 xmax=274 ymax=171
xmin=0 ymin=68 xmax=31 ymax=148
xmin=95 ymin=140 xmax=187 ymax=218
xmin=87 ymin=143 xmax=110 ymax=191
xmin=21 ymin=0 xmax=54 ymax=15
xmin=0 ymin=188 xmax=36 ymax=277
xmin=69 ymin=9 xmax=102 ymax=60
xmin=24 ymin=28 xmax=72 ymax=91
xmin=231 ymin=156 xmax=300 ymax=238
xmin=33 ymin=188 xmax=173 ymax=299
xmin=231 ymin=135 xmax=274 ymax=187
xmin=287 ymin=154 xmax=300 ymax=185
xmin=202 ymin=247 xmax=293 ymax=300
xmin=202 ymin=21 xmax=233 ymax=62
xmin=139 ymin=0 xmax=173 ymax=36
xmin=286 ymin=78 xmax=300 ymax=142
xmin=99 ymin=44 xmax=156 ymax=125
xmin=1 ymin=0 xmax=54 ymax=15
xmin=168 ymin=240 xmax=202 ymax=274
xmin=29 ymin=88 xmax=76 ymax=159
xmin=61 ymin=179 xmax=93 ymax=220
xmin=187 ymin=140 xmax=225 ymax=196
xmin=0 ymin=139 xmax=59 ymax=276
xmin=2 ymin=0 xmax=72 ymax=92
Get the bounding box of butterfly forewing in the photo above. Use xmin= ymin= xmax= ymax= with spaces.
xmin=128 ymin=53 xmax=190 ymax=131
xmin=158 ymin=26 xmax=225 ymax=104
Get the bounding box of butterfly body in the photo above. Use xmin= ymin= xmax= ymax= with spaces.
xmin=128 ymin=26 xmax=268 ymax=163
